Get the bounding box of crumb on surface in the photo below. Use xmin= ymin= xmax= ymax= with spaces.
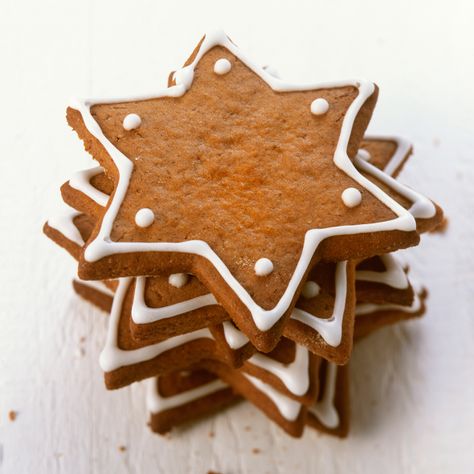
xmin=252 ymin=448 xmax=261 ymax=454
xmin=118 ymin=445 xmax=126 ymax=452
xmin=79 ymin=336 xmax=86 ymax=343
xmin=208 ymin=431 xmax=215 ymax=438
xmin=244 ymin=425 xmax=251 ymax=431
xmin=8 ymin=410 xmax=17 ymax=422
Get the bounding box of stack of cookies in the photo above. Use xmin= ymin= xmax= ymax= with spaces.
xmin=43 ymin=31 xmax=444 ymax=438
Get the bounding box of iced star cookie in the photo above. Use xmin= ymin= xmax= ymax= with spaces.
xmin=66 ymin=31 xmax=437 ymax=352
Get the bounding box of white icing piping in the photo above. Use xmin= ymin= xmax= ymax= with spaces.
xmin=290 ymin=261 xmax=348 ymax=346
xmin=247 ymin=344 xmax=309 ymax=396
xmin=146 ymin=377 xmax=227 ymax=414
xmin=354 ymin=153 xmax=436 ymax=219
xmin=243 ymin=374 xmax=301 ymax=421
xmin=355 ymin=289 xmax=422 ymax=316
xmin=355 ymin=253 xmax=409 ymax=289
xmin=364 ymin=135 xmax=412 ymax=177
xmin=309 ymin=362 xmax=339 ymax=429
xmin=74 ymin=278 xmax=115 ymax=298
xmin=131 ymin=276 xmax=218 ymax=324
xmin=71 ymin=30 xmax=416 ymax=332
xmin=68 ymin=166 xmax=109 ymax=207
xmin=99 ymin=278 xmax=213 ymax=372
xmin=47 ymin=205 xmax=84 ymax=246
xmin=222 ymin=321 xmax=249 ymax=349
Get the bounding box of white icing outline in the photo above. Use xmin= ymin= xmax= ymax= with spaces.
xmin=355 ymin=153 xmax=435 ymax=219
xmin=355 ymin=289 xmax=422 ymax=316
xmin=243 ymin=374 xmax=301 ymax=421
xmin=68 ymin=166 xmax=109 ymax=207
xmin=99 ymin=278 xmax=214 ymax=372
xmin=70 ymin=30 xmax=417 ymax=333
xmin=131 ymin=276 xmax=218 ymax=324
xmin=364 ymin=135 xmax=412 ymax=176
xmin=247 ymin=344 xmax=309 ymax=396
xmin=222 ymin=321 xmax=249 ymax=349
xmin=290 ymin=261 xmax=348 ymax=346
xmin=309 ymin=362 xmax=339 ymax=429
xmin=146 ymin=377 xmax=227 ymax=414
xmin=47 ymin=205 xmax=84 ymax=246
xmin=74 ymin=278 xmax=115 ymax=298
xmin=355 ymin=253 xmax=409 ymax=290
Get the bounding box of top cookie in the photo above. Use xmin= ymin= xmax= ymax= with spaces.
xmin=67 ymin=31 xmax=423 ymax=339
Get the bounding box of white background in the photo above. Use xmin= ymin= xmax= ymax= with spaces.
xmin=1 ymin=0 xmax=473 ymax=472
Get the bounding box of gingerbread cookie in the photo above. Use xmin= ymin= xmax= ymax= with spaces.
xmin=66 ymin=31 xmax=440 ymax=352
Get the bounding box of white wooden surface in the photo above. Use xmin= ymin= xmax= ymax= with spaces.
xmin=1 ymin=0 xmax=473 ymax=472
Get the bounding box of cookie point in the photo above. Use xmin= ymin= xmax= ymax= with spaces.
xmin=341 ymin=188 xmax=362 ymax=208
xmin=123 ymin=113 xmax=142 ymax=131
xmin=254 ymin=258 xmax=274 ymax=276
xmin=214 ymin=58 xmax=232 ymax=75
xmin=168 ymin=273 xmax=189 ymax=288
xmin=135 ymin=208 xmax=154 ymax=227
xmin=310 ymin=98 xmax=329 ymax=115
xmin=301 ymin=281 xmax=320 ymax=299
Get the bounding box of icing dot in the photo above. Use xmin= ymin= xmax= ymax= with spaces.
xmin=358 ymin=149 xmax=371 ymax=161
xmin=254 ymin=258 xmax=274 ymax=276
xmin=301 ymin=281 xmax=320 ymax=299
xmin=341 ymin=188 xmax=362 ymax=208
xmin=214 ymin=58 xmax=232 ymax=75
xmin=168 ymin=273 xmax=189 ymax=288
xmin=123 ymin=113 xmax=142 ymax=131
xmin=135 ymin=208 xmax=154 ymax=227
xmin=310 ymin=98 xmax=329 ymax=115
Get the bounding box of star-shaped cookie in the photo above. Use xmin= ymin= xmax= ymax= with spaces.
xmin=66 ymin=32 xmax=439 ymax=350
